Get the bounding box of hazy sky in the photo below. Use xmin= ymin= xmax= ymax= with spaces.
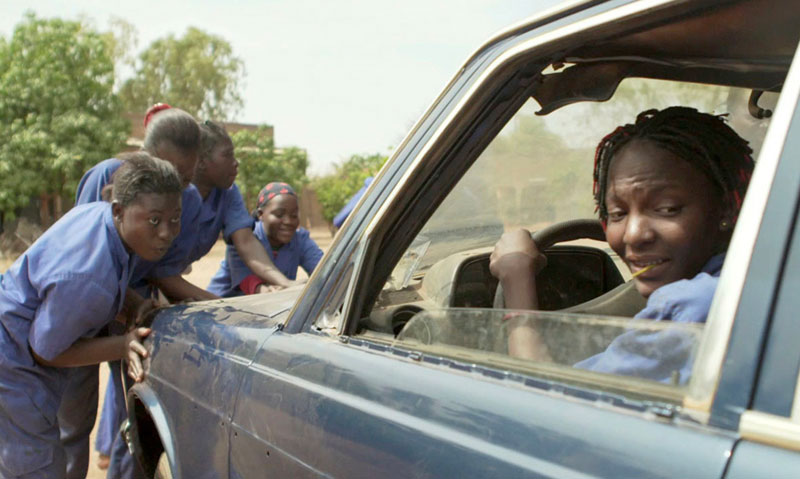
xmin=0 ymin=1 xmax=562 ymax=174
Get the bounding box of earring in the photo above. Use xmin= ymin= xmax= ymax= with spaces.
xmin=720 ymin=219 xmax=731 ymax=230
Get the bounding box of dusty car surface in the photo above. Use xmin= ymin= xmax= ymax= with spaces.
xmin=126 ymin=0 xmax=800 ymax=477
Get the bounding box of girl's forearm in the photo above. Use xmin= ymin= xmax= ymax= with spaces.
xmin=232 ymin=229 xmax=291 ymax=287
xmin=32 ymin=335 xmax=126 ymax=368
xmin=152 ymin=275 xmax=219 ymax=302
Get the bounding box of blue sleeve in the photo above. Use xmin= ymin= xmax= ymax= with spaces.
xmin=75 ymin=159 xmax=120 ymax=205
xmin=223 ymin=184 xmax=255 ymax=242
xmin=29 ymin=274 xmax=117 ymax=361
xmin=226 ymin=243 xmax=255 ymax=289
xmin=333 ymin=178 xmax=372 ymax=228
xmin=573 ymin=326 xmax=698 ymax=384
xmin=574 ymin=273 xmax=717 ymax=383
xmin=297 ymin=229 xmax=324 ymax=274
xmin=207 ymin=257 xmax=233 ymax=296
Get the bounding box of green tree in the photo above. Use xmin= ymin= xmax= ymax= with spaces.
xmin=119 ymin=27 xmax=245 ymax=120
xmin=232 ymin=126 xmax=309 ymax=210
xmin=0 ymin=13 xmax=129 ymax=220
xmin=102 ymin=16 xmax=139 ymax=91
xmin=313 ymin=153 xmax=388 ymax=222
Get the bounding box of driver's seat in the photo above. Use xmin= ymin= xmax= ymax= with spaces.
xmin=561 ymin=281 xmax=646 ymax=317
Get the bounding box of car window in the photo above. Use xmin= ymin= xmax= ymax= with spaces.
xmin=357 ymin=77 xmax=774 ymax=402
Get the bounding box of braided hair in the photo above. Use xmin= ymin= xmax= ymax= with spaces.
xmin=592 ymin=107 xmax=754 ymax=224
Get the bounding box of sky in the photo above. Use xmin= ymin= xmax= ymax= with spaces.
xmin=0 ymin=1 xmax=563 ymax=175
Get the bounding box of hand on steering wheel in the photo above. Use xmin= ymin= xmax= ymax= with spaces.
xmin=492 ymin=219 xmax=606 ymax=309
xmin=490 ymin=229 xmax=547 ymax=281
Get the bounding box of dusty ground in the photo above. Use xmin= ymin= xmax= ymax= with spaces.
xmin=82 ymin=228 xmax=335 ymax=478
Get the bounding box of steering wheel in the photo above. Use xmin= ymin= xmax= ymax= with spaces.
xmin=493 ymin=219 xmax=606 ymax=309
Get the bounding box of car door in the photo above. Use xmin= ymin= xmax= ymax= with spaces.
xmin=227 ymin=1 xmax=800 ymax=477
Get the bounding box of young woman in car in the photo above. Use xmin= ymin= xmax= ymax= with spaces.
xmin=0 ymin=154 xmax=182 ymax=478
xmin=490 ymin=106 xmax=754 ymax=383
xmin=208 ymin=182 xmax=324 ymax=297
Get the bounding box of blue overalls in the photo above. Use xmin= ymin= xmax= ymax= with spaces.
xmin=189 ymin=183 xmax=254 ymax=264
xmin=208 ymin=222 xmax=323 ymax=297
xmin=0 ymin=203 xmax=132 ymax=478
xmin=58 ymin=158 xmax=202 ymax=479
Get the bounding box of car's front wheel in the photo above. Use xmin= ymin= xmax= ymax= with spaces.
xmin=154 ymin=452 xmax=173 ymax=479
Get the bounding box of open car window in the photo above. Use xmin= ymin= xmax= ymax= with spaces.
xmin=356 ymin=77 xmax=776 ymax=401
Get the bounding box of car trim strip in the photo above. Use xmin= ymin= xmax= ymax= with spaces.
xmin=740 ymin=410 xmax=800 ymax=451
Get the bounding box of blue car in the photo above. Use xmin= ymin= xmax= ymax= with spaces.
xmin=126 ymin=0 xmax=800 ymax=477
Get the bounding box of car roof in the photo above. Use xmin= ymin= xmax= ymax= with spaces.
xmin=483 ymin=0 xmax=800 ymax=115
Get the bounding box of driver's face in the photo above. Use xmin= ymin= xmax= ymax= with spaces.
xmin=604 ymin=139 xmax=725 ymax=298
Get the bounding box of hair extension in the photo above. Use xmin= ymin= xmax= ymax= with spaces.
xmin=592 ymin=106 xmax=755 ymax=222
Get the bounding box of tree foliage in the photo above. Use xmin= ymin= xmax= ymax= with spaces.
xmin=313 ymin=153 xmax=389 ymax=222
xmin=0 ymin=13 xmax=129 ymax=219
xmin=119 ymin=27 xmax=245 ymax=120
xmin=232 ymin=126 xmax=309 ymax=211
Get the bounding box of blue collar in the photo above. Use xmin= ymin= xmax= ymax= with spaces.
xmin=703 ymin=253 xmax=726 ymax=276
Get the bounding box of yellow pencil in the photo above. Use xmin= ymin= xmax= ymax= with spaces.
xmin=631 ymin=264 xmax=656 ymax=278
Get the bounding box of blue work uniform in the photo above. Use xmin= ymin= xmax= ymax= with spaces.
xmin=94 ymin=374 xmax=121 ymax=457
xmin=207 ymin=222 xmax=323 ymax=297
xmin=0 ymin=202 xmax=133 ymax=478
xmin=188 ymin=183 xmax=253 ymax=265
xmin=333 ymin=176 xmax=373 ymax=228
xmin=575 ymin=254 xmax=725 ymax=384
xmin=57 ymin=157 xmax=200 ymax=479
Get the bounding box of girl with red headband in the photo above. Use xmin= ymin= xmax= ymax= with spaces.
xmin=489 ymin=107 xmax=754 ymax=383
xmin=208 ymin=181 xmax=324 ymax=296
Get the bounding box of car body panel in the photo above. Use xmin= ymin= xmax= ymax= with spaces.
xmin=230 ymin=332 xmax=735 ymax=478
xmin=726 ymin=441 xmax=800 ymax=479
xmin=135 ymin=291 xmax=299 ymax=476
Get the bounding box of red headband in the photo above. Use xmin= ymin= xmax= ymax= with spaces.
xmin=144 ymin=103 xmax=172 ymax=128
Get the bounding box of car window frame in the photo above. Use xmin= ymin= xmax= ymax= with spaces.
xmin=294 ymin=0 xmax=800 ymax=429
xmin=733 ymin=54 xmax=800 ymax=452
xmin=285 ymin=0 xmax=676 ymax=336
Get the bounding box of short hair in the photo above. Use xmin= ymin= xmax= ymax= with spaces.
xmin=111 ymin=152 xmax=183 ymax=207
xmin=593 ymin=106 xmax=755 ymax=222
xmin=199 ymin=120 xmax=232 ymax=162
xmin=142 ymin=107 xmax=200 ymax=155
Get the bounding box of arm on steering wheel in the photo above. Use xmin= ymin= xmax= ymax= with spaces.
xmin=490 ymin=219 xmax=606 ymax=360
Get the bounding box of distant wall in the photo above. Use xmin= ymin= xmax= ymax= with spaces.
xmin=299 ymin=186 xmax=333 ymax=233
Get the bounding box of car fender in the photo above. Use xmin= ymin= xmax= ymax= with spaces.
xmin=127 ymin=382 xmax=182 ymax=479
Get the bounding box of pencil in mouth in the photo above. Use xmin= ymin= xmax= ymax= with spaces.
xmin=631 ymin=263 xmax=656 ymax=278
